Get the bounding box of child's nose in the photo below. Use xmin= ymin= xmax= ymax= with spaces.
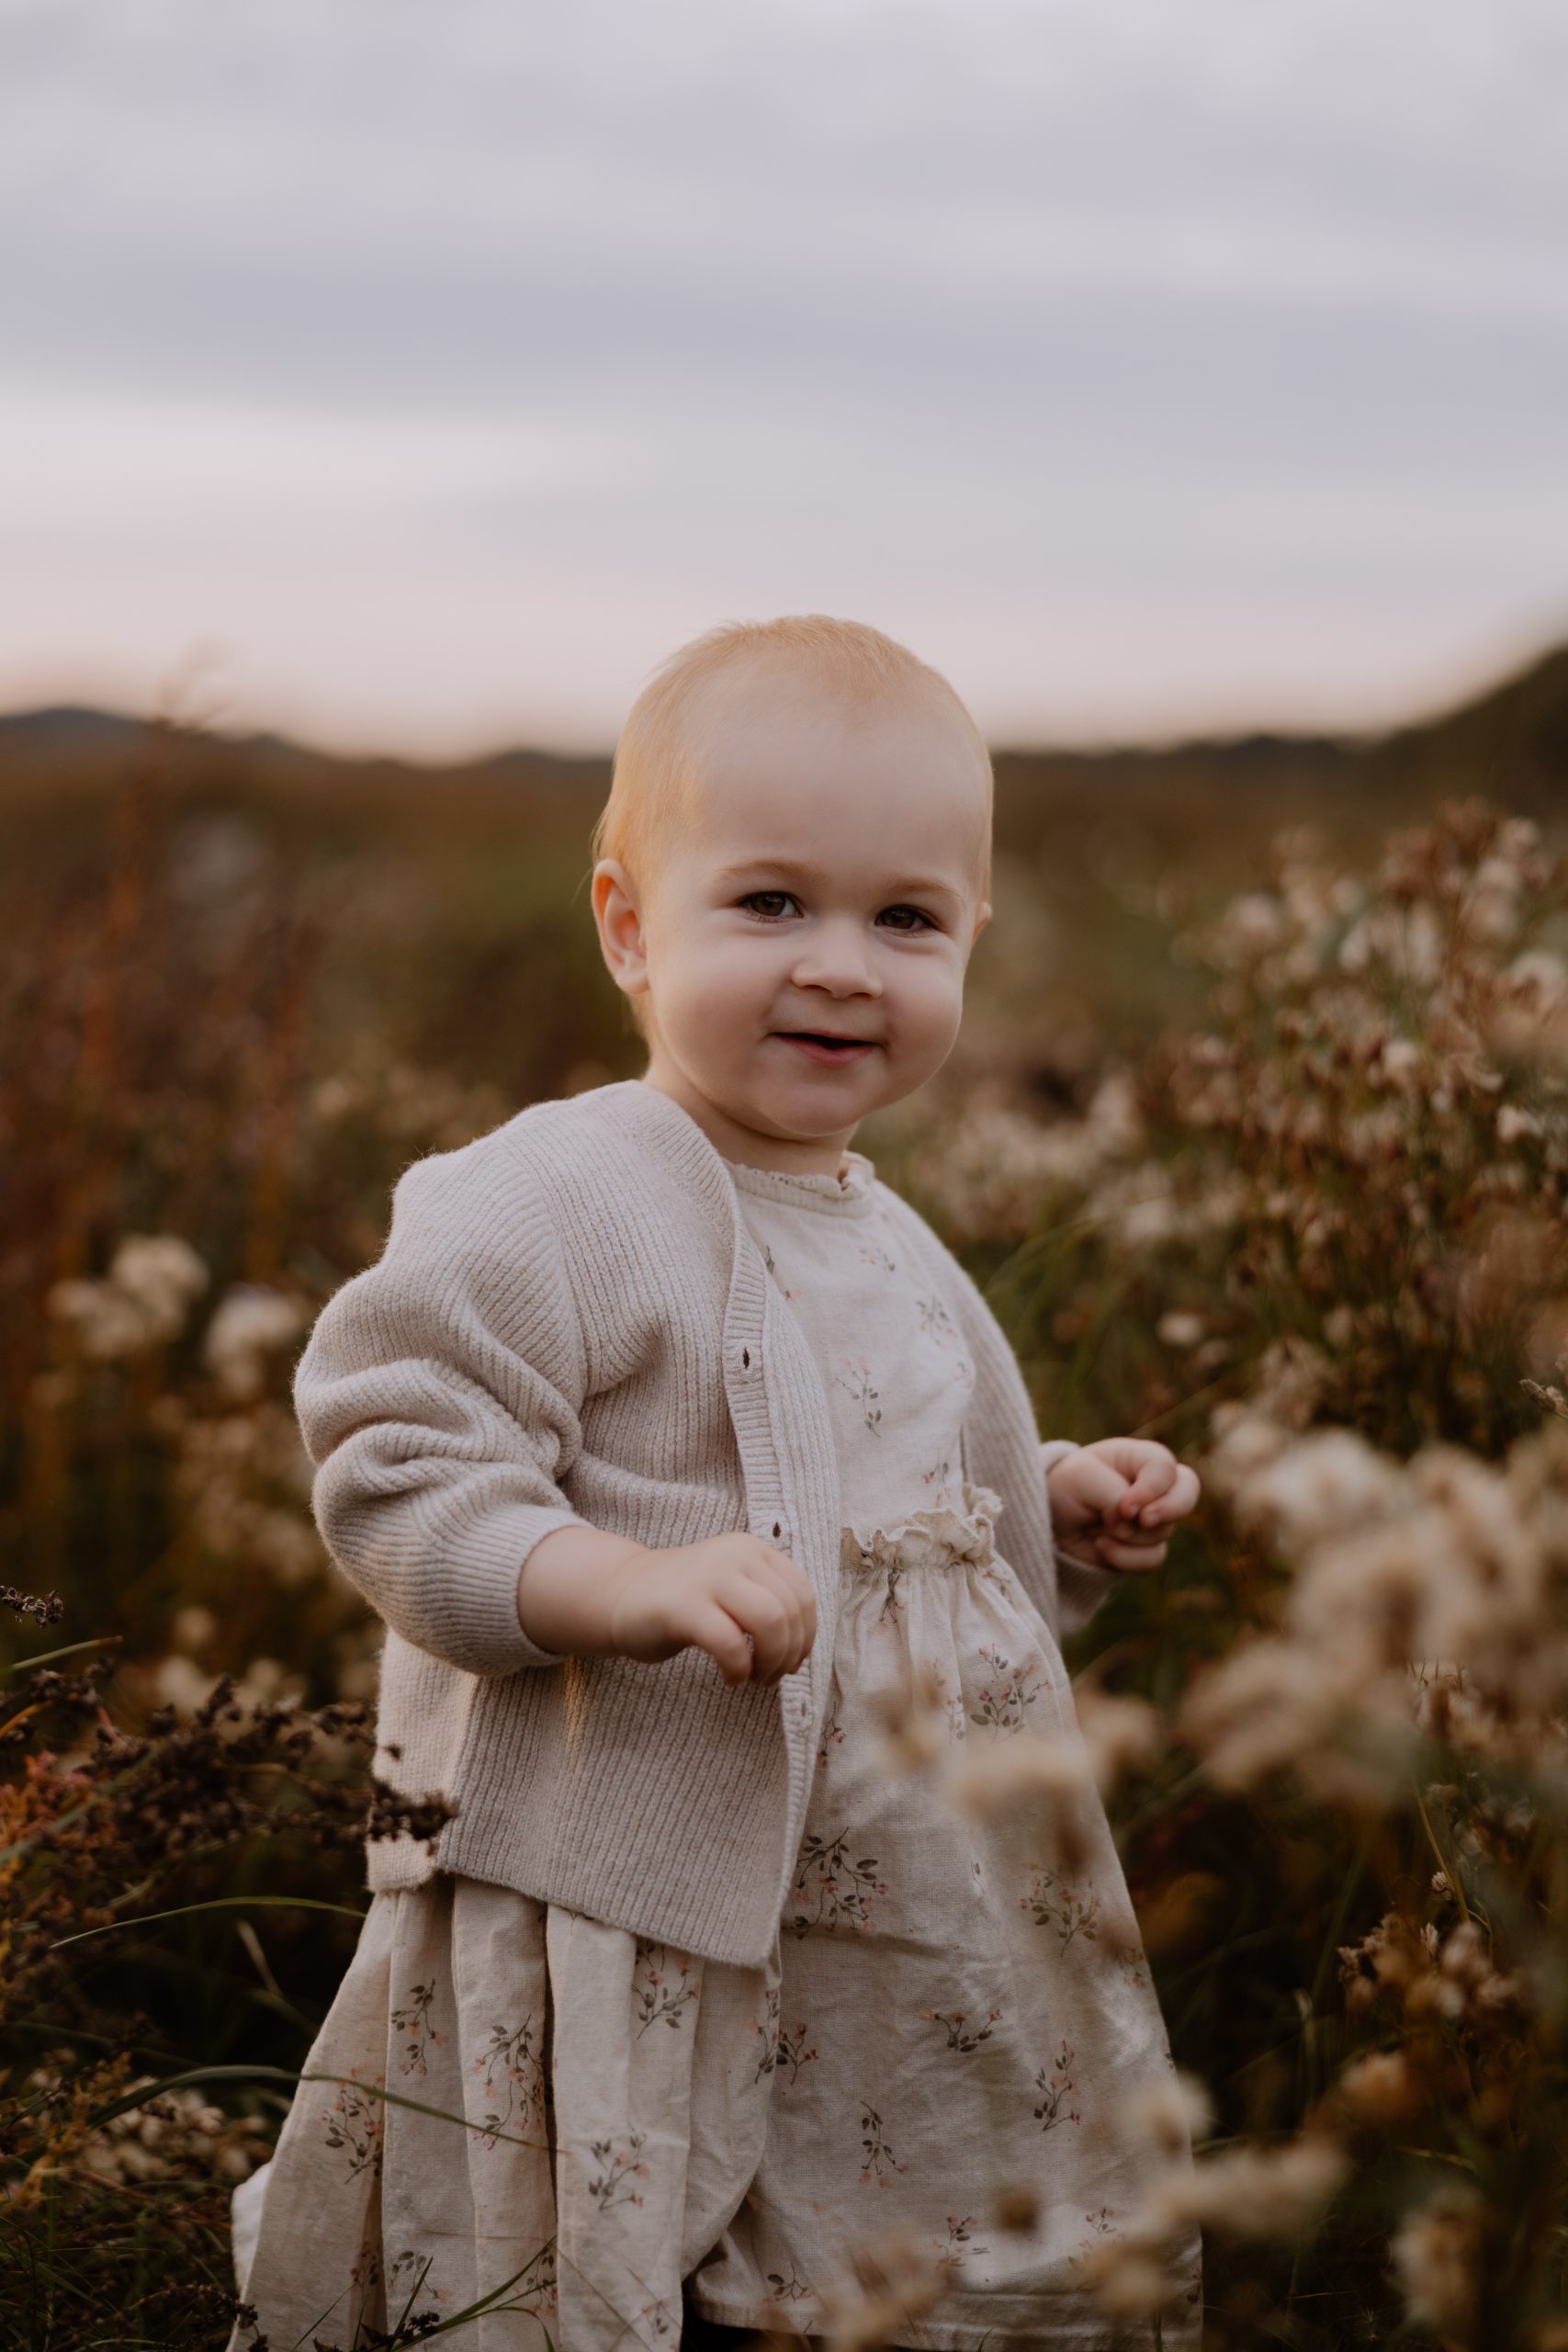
xmin=790 ymin=921 xmax=882 ymax=997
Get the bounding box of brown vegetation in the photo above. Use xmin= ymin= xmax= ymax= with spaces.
xmin=3 ymin=647 xmax=1568 ymax=2346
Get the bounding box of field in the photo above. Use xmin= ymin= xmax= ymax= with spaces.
xmin=3 ymin=646 xmax=1568 ymax=2349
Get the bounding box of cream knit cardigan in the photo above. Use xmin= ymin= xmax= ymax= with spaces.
xmin=295 ymin=1079 xmax=1112 ymax=1968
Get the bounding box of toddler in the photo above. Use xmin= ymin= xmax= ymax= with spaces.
xmin=231 ymin=616 xmax=1203 ymax=2349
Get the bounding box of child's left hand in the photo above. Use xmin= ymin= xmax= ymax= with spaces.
xmin=1046 ymin=1438 xmax=1201 ymax=1573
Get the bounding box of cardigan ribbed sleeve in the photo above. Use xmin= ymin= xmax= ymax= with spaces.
xmin=293 ymin=1145 xmax=592 ymax=1677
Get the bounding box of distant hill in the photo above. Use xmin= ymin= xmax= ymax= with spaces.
xmin=0 ymin=705 xmax=149 ymax=753
xmin=2 ymin=640 xmax=1563 ymax=870
xmin=1374 ymin=640 xmax=1568 ymax=798
xmin=5 ymin=635 xmax=1566 ymax=784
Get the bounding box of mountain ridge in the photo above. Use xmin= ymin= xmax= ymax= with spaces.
xmin=4 ymin=637 xmax=1566 ymax=786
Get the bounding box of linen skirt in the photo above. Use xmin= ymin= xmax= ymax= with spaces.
xmin=229 ymin=1877 xmax=780 ymax=2350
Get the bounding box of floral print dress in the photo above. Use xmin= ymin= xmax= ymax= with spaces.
xmin=684 ymin=1153 xmax=1201 ymax=2347
xmin=231 ymin=1148 xmax=1198 ymax=2352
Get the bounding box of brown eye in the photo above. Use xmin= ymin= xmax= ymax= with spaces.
xmin=879 ymin=905 xmax=935 ymax=933
xmin=740 ymin=891 xmax=797 ymax=921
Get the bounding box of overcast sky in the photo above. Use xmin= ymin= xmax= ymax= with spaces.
xmin=2 ymin=0 xmax=1566 ymax=754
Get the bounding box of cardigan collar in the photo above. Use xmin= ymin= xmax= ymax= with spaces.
xmin=611 ymin=1077 xmax=871 ymax=1213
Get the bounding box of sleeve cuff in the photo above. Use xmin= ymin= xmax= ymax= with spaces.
xmin=429 ymin=1499 xmax=591 ymax=1675
xmin=1053 ymin=1545 xmax=1123 ymax=1637
xmin=1040 ymin=1438 xmax=1122 ymax=1637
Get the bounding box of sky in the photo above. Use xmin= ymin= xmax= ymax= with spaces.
xmin=2 ymin=0 xmax=1566 ymax=756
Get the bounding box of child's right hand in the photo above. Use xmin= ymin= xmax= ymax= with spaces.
xmin=517 ymin=1524 xmax=817 ymax=1686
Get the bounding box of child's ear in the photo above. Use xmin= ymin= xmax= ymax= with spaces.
xmin=592 ymin=858 xmax=652 ymax=1000
xmin=970 ymin=899 xmax=993 ymax=945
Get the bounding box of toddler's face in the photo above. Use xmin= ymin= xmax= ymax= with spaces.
xmin=593 ymin=674 xmax=991 ymax=1170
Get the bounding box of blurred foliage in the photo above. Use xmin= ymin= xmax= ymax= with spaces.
xmin=2 ymin=646 xmax=1567 ymax=2346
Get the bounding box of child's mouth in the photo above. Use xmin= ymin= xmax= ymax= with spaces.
xmin=775 ymin=1032 xmax=878 ymax=1067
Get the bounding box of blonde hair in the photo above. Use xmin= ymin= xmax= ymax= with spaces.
xmin=591 ymin=614 xmax=993 ymax=899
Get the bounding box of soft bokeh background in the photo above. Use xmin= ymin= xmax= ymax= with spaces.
xmin=5 ymin=8 xmax=1568 ymax=2350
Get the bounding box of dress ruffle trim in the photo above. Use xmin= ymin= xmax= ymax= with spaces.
xmin=840 ymin=1481 xmax=1004 ymax=1575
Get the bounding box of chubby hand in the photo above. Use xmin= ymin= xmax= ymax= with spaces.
xmin=518 ymin=1523 xmax=817 ymax=1686
xmin=1045 ymin=1437 xmax=1201 ymax=1573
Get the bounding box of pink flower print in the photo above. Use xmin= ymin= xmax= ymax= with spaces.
xmin=830 ymin=1355 xmax=882 ymax=1436
xmin=472 ymin=2014 xmax=546 ymax=2145
xmin=1070 ymin=2209 xmax=1120 ymax=2274
xmin=1032 ymin=2041 xmax=1081 ymax=2134
xmin=388 ymin=2248 xmax=450 ymax=2312
xmin=922 ymin=2005 xmax=1004 ymax=2053
xmin=934 ymin=2214 xmax=992 ymax=2276
xmin=321 ymin=2066 xmax=385 ymax=2179
xmin=855 ymin=1239 xmax=897 ymax=1274
xmin=751 ymin=1986 xmax=784 ymax=2082
xmin=816 ymin=1708 xmax=845 ymax=1770
xmin=587 ymin=2132 xmax=649 ymax=2212
xmin=348 ymin=2245 xmax=382 ymax=2292
xmin=764 ymin=2264 xmax=813 ymax=2304
xmin=389 ymin=1978 xmax=446 ymax=2077
xmin=969 ymin=1645 xmax=1046 ymax=1735
xmin=775 ymin=2018 xmax=818 ymax=2086
xmin=761 ymin=1241 xmax=799 ymax=1301
xmin=916 ymin=1295 xmax=958 ymax=1350
xmin=633 ymin=1938 xmax=700 ymax=2036
xmin=920 ymin=1456 xmax=955 ymax=1506
xmin=858 ymin=2101 xmax=908 ymax=2187
xmin=758 ymin=1996 xmax=818 ymax=2087
xmin=1019 ymin=1869 xmax=1101 ymax=1951
xmin=789 ymin=1828 xmax=886 ymax=1935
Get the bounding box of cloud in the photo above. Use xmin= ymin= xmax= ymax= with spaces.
xmin=0 ymin=0 xmax=1564 ymax=746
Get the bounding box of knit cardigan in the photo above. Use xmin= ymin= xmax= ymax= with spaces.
xmin=294 ymin=1078 xmax=1115 ymax=1968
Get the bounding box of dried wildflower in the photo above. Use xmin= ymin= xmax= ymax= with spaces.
xmin=903 ymin=1072 xmax=1144 ymax=1244
xmin=67 ymin=2075 xmax=272 ymax=2190
xmin=49 ymin=1234 xmax=209 ymax=1360
xmin=1333 ymin=2048 xmax=1425 ymax=2128
xmin=1522 ymin=1376 xmax=1568 ymax=1422
xmin=171 ymin=1403 xmax=322 ymax=1588
xmin=1390 ymin=2181 xmax=1489 ymax=2338
xmin=1149 ymin=2132 xmax=1347 ymax=2240
xmin=1186 ymin=1413 xmax=1568 ymax=1796
xmin=815 ymin=2224 xmax=950 ymax=2352
xmin=1075 ymin=2235 xmax=1179 ymax=2320
xmin=1123 ymin=2069 xmax=1213 ymax=2157
xmin=171 ymin=1602 xmax=218 ymax=1654
xmin=869 ymin=1657 xmax=950 ymax=1772
xmin=1338 ymin=1912 xmax=1436 ymax=2011
xmin=993 ymin=2181 xmax=1040 ymax=2233
xmin=202 ymin=1283 xmax=308 ymax=1399
xmin=1071 ymin=1682 xmax=1163 ymax=1793
xmin=2 ymin=1581 xmax=64 ymax=1625
xmin=1156 ymin=1310 xmax=1207 ymax=1349
xmin=151 ymin=1651 xmax=306 ymax=1726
